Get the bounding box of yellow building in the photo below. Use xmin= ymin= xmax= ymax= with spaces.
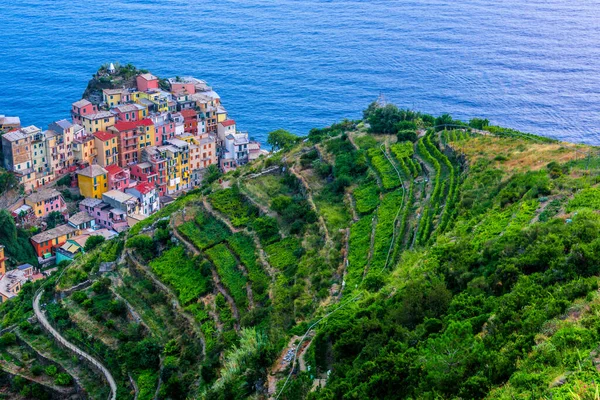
xmin=216 ymin=106 xmax=228 ymax=123
xmin=77 ymin=164 xmax=108 ymax=199
xmin=73 ymin=135 xmax=97 ymax=166
xmin=137 ymin=120 xmax=156 ymax=160
xmin=102 ymin=88 xmax=125 ymax=107
xmin=93 ymin=131 xmax=119 ymax=167
xmin=162 ymin=139 xmax=190 ymax=193
xmin=81 ymin=112 xmax=116 ymax=134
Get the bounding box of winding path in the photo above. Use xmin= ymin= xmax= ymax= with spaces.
xmin=33 ymin=290 xmax=117 ymax=400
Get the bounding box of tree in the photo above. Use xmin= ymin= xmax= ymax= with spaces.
xmin=55 ymin=373 xmax=72 ymax=386
xmin=267 ymin=129 xmax=299 ymax=151
xmin=203 ymin=164 xmax=221 ymax=185
xmin=0 ymin=209 xmax=38 ymax=267
xmin=397 ymin=130 xmax=418 ymax=143
xmin=363 ymin=101 xmax=381 ymax=120
xmin=252 ymin=216 xmax=280 ymax=244
xmin=84 ymin=235 xmax=105 ymax=252
xmin=469 ymin=118 xmax=489 ymax=130
xmin=368 ymin=104 xmax=402 ymax=134
xmin=126 ymin=235 xmax=154 ymax=262
xmin=46 ymin=211 xmax=64 ymax=229
xmin=0 ymin=169 xmax=18 ymax=195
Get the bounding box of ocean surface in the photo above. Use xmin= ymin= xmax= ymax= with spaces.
xmin=1 ymin=0 xmax=599 ymax=145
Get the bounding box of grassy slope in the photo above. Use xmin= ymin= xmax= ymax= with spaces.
xmin=1 ymin=127 xmax=599 ymax=399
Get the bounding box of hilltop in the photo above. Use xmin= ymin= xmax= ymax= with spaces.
xmin=0 ymin=104 xmax=599 ymax=399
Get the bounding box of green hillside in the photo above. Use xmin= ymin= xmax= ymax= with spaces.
xmin=1 ymin=104 xmax=600 ymax=399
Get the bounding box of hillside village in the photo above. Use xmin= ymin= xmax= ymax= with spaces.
xmin=0 ymin=64 xmax=266 ymax=298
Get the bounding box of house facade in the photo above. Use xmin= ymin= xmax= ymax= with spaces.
xmin=77 ymin=164 xmax=108 ymax=199
xmin=24 ymin=188 xmax=67 ymax=218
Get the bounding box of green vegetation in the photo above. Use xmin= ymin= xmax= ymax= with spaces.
xmin=205 ymin=244 xmax=248 ymax=309
xmin=208 ymin=187 xmax=259 ymax=227
xmin=268 ymin=129 xmax=302 ymax=151
xmin=353 ymin=182 xmax=379 ymax=214
xmin=0 ymin=209 xmax=38 ymax=267
xmin=367 ymin=147 xmax=401 ymax=190
xmin=227 ymin=233 xmax=270 ymax=304
xmin=1 ymin=100 xmax=599 ymax=400
xmin=149 ymin=246 xmax=210 ymax=305
xmin=178 ymin=209 xmax=231 ymax=250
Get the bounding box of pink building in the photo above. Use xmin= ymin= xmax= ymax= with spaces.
xmin=105 ymin=164 xmax=131 ymax=191
xmin=79 ymin=198 xmax=129 ymax=232
xmin=151 ymin=113 xmax=176 ymax=146
xmin=130 ymin=159 xmax=166 ymax=197
xmin=71 ymin=99 xmax=98 ymax=125
xmin=136 ymin=73 xmax=159 ymax=92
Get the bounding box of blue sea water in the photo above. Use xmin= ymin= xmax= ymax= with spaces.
xmin=1 ymin=0 xmax=599 ymax=145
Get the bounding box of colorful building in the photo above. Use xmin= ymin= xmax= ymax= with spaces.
xmin=72 ymin=134 xmax=97 ymax=166
xmin=77 ymin=164 xmax=108 ymax=199
xmin=79 ymin=198 xmax=129 ymax=232
xmin=71 ymin=99 xmax=98 ymax=125
xmin=102 ymin=88 xmax=126 ymax=107
xmin=1 ymin=129 xmax=36 ymax=192
xmin=136 ymin=73 xmax=159 ymax=92
xmin=24 ymin=188 xmax=67 ymax=218
xmin=109 ymin=119 xmax=155 ymax=167
xmin=81 ymin=111 xmax=116 ymax=134
xmin=105 ymin=164 xmax=130 ymax=191
xmin=0 ymin=246 xmax=6 ymax=276
xmin=126 ymin=182 xmax=159 ymax=216
xmin=0 ymin=264 xmax=40 ymax=302
xmin=111 ymin=103 xmax=147 ymax=122
xmin=47 ymin=119 xmax=79 ymax=173
xmin=130 ymin=158 xmax=167 ymax=197
xmin=30 ymin=224 xmax=76 ymax=258
xmin=93 ymin=131 xmax=119 ymax=167
xmin=0 ymin=116 xmax=21 ymax=132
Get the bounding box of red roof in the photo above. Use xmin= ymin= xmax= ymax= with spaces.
xmin=220 ymin=119 xmax=236 ymax=127
xmin=180 ymin=109 xmax=197 ymax=118
xmin=135 ymin=182 xmax=154 ymax=195
xmin=93 ymin=131 xmax=116 ymax=141
xmin=113 ymin=119 xmax=153 ymax=132
xmin=105 ymin=164 xmax=123 ymax=175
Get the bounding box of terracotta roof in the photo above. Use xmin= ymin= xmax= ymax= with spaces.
xmin=134 ymin=182 xmax=154 ymax=195
xmin=113 ymin=119 xmax=153 ymax=131
xmin=104 ymin=164 xmax=124 ymax=175
xmin=220 ymin=119 xmax=236 ymax=127
xmin=93 ymin=131 xmax=116 ymax=141
xmin=180 ymin=109 xmax=197 ymax=118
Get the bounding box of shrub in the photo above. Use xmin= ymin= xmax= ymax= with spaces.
xmin=127 ymin=235 xmax=155 ymax=262
xmin=0 ymin=332 xmax=16 ymax=347
xmin=84 ymin=235 xmax=105 ymax=252
xmin=45 ymin=365 xmax=58 ymax=377
xmin=71 ymin=291 xmax=87 ymax=304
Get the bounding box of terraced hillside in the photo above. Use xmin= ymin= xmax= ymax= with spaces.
xmin=1 ymin=105 xmax=600 ymax=399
